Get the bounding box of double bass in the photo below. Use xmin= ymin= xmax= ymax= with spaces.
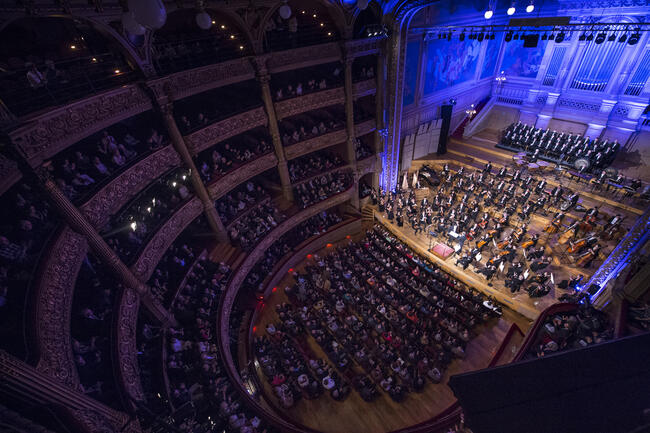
xmin=559 ymin=221 xmax=578 ymax=245
xmin=568 ymin=236 xmax=588 ymax=254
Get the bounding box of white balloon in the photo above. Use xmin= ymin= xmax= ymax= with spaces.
xmin=128 ymin=0 xmax=167 ymax=30
xmin=196 ymin=11 xmax=212 ymax=30
xmin=279 ymin=4 xmax=292 ymax=19
xmin=357 ymin=0 xmax=369 ymax=10
xmin=122 ymin=11 xmax=146 ymax=36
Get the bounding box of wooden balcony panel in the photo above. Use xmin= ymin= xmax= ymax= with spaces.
xmin=284 ymin=129 xmax=348 ymax=160
xmin=353 ymin=79 xmax=377 ymax=98
xmin=267 ymin=43 xmax=342 ymax=74
xmin=274 ymin=88 xmax=345 ymax=120
xmin=208 ymin=152 xmax=278 ymax=200
xmin=354 ymin=119 xmax=377 ymax=137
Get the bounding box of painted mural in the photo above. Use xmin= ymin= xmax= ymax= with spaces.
xmin=500 ymin=39 xmax=547 ymax=79
xmin=480 ymin=34 xmax=503 ymax=79
xmin=423 ymin=37 xmax=481 ymax=94
xmin=403 ymin=40 xmax=421 ymax=106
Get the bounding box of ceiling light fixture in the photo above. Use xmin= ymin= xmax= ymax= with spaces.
xmin=526 ymin=1 xmax=534 ymax=13
xmin=507 ymin=3 xmax=516 ymax=15
xmin=484 ymin=9 xmax=493 ymax=19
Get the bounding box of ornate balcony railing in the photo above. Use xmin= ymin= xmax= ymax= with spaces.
xmin=208 ymin=152 xmax=278 ymax=200
xmin=8 ymin=85 xmax=152 ymax=167
xmin=344 ymin=37 xmax=383 ymax=58
xmin=284 ymin=128 xmax=348 ymax=160
xmin=267 ymin=43 xmax=342 ymax=73
xmin=32 ymin=227 xmax=89 ymax=388
xmin=130 ymin=197 xmax=204 ymax=282
xmin=357 ymin=155 xmax=377 ymax=176
xmin=354 ymin=118 xmax=377 ymax=137
xmin=80 ymin=145 xmax=181 ymax=229
xmin=274 ymin=87 xmax=345 ymax=120
xmin=146 ymin=57 xmax=255 ymax=104
xmin=353 ymin=79 xmax=377 ymax=98
xmin=185 ymin=107 xmax=268 ymax=155
xmin=0 ymin=153 xmax=21 ymax=196
xmin=114 ymin=287 xmax=145 ymax=407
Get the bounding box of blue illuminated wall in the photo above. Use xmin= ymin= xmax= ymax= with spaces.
xmin=480 ymin=34 xmax=503 ymax=79
xmin=423 ymin=37 xmax=481 ymax=94
xmin=500 ymin=39 xmax=547 ymax=78
xmin=403 ymin=40 xmax=421 ymax=106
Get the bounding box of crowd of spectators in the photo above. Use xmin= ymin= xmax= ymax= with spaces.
xmin=352 ymin=61 xmax=376 ymax=82
xmin=103 ymin=168 xmax=193 ymax=264
xmin=243 ymin=211 xmax=344 ymax=291
xmin=294 ymin=171 xmax=353 ymax=208
xmin=174 ymin=81 xmax=263 ymax=135
xmin=197 ymin=129 xmax=273 ymax=183
xmin=70 ymin=254 xmax=120 ymax=407
xmin=359 ymin=180 xmax=372 ymax=199
xmin=148 ymin=218 xmax=210 ymax=304
xmin=216 ymin=181 xmax=270 ymax=227
xmin=269 ymin=225 xmax=495 ymax=405
xmin=271 ymin=62 xmax=343 ymax=101
xmin=45 ymin=113 xmax=168 ymax=203
xmin=229 ymin=203 xmax=284 ymax=252
xmin=530 ymin=303 xmax=613 ymax=358
xmin=280 ymin=106 xmax=346 ymax=146
xmin=0 ymin=181 xmax=59 ymax=357
xmin=355 ymin=137 xmax=374 ymax=160
xmin=288 ymin=150 xmax=344 ymax=182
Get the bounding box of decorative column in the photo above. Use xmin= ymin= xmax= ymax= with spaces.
xmin=343 ymin=46 xmax=360 ymax=209
xmin=0 ymin=350 xmax=141 ymax=433
xmin=374 ymin=47 xmax=385 ymax=190
xmin=37 ymin=169 xmax=176 ymax=327
xmin=253 ymin=56 xmax=293 ymax=201
xmin=161 ymin=105 xmax=229 ymax=243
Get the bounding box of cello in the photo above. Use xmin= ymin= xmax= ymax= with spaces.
xmin=568 ymin=237 xmax=587 ymax=254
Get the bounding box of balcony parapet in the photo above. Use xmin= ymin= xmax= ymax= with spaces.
xmin=267 ymin=43 xmax=342 ymax=74
xmin=80 ymin=145 xmax=181 ymax=229
xmin=185 ymin=107 xmax=268 ymax=155
xmin=147 ymin=57 xmax=255 ymax=104
xmin=356 ymin=155 xmax=376 ymax=176
xmin=353 ymin=79 xmax=377 ymax=98
xmin=274 ymin=88 xmax=345 ymax=120
xmin=32 ymin=227 xmax=88 ymax=388
xmin=8 ymin=85 xmax=152 ymax=167
xmin=130 ymin=197 xmax=204 ymax=282
xmin=284 ymin=128 xmax=348 ymax=160
xmin=208 ymin=152 xmax=278 ymax=200
xmin=344 ymin=37 xmax=383 ymax=58
xmin=354 ymin=118 xmax=377 ymax=137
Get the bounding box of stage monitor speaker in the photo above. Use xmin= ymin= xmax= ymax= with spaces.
xmin=438 ymin=104 xmax=453 ymax=155
xmin=523 ymin=34 xmax=540 ymax=47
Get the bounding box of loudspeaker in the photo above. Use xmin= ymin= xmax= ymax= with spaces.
xmin=438 ymin=104 xmax=453 ymax=155
xmin=523 ymin=34 xmax=540 ymax=48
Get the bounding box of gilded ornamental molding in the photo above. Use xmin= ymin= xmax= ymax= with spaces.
xmin=146 ymin=58 xmax=255 ymax=104
xmin=34 ymin=227 xmax=88 ymax=389
xmin=274 ymin=87 xmax=345 ymax=120
xmin=208 ymin=152 xmax=278 ymax=200
xmin=284 ymin=129 xmax=348 ymax=160
xmin=114 ymin=287 xmax=145 ymax=405
xmin=267 ymin=43 xmax=342 ymax=74
xmin=8 ymin=85 xmax=152 ymax=167
xmin=130 ymin=197 xmax=204 ymax=282
xmin=185 ymin=107 xmax=268 ymax=155
xmin=80 ymin=146 xmax=181 ymax=229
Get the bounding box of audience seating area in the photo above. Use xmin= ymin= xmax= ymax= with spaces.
xmin=280 ymin=105 xmax=346 ymax=147
xmin=256 ymin=225 xmax=498 ymax=408
xmin=288 ymin=150 xmax=344 ymax=183
xmin=294 ymin=171 xmax=354 ymax=208
xmin=271 ymin=62 xmax=343 ymax=101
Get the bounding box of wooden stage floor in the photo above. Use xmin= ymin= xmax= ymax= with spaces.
xmin=249 ymin=239 xmax=527 ymax=433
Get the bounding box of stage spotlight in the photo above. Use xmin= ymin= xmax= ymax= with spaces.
xmin=618 ymin=33 xmax=627 ymax=43
xmin=586 ymin=33 xmax=593 ymax=41
xmin=628 ymin=32 xmax=640 ymax=45
xmin=484 ymin=9 xmax=493 ymax=19
xmin=555 ymin=32 xmax=565 ymax=43
xmin=608 ymin=33 xmax=616 ymax=41
xmin=595 ymin=32 xmax=606 ymax=44
xmin=579 ymin=33 xmax=586 ymax=41
xmin=478 ymin=32 xmax=485 ymax=42
xmin=505 ymin=31 xmax=513 ymax=42
xmin=526 ymin=1 xmax=535 ymax=13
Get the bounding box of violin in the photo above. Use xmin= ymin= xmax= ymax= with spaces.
xmin=513 ymin=226 xmax=526 ymax=242
xmin=497 ymin=238 xmax=511 ymax=250
xmin=521 ymin=238 xmax=535 ymax=249
xmin=488 ymin=250 xmax=510 ymax=265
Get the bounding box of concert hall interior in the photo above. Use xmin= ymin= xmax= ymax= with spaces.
xmin=0 ymin=1 xmax=649 ymax=433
